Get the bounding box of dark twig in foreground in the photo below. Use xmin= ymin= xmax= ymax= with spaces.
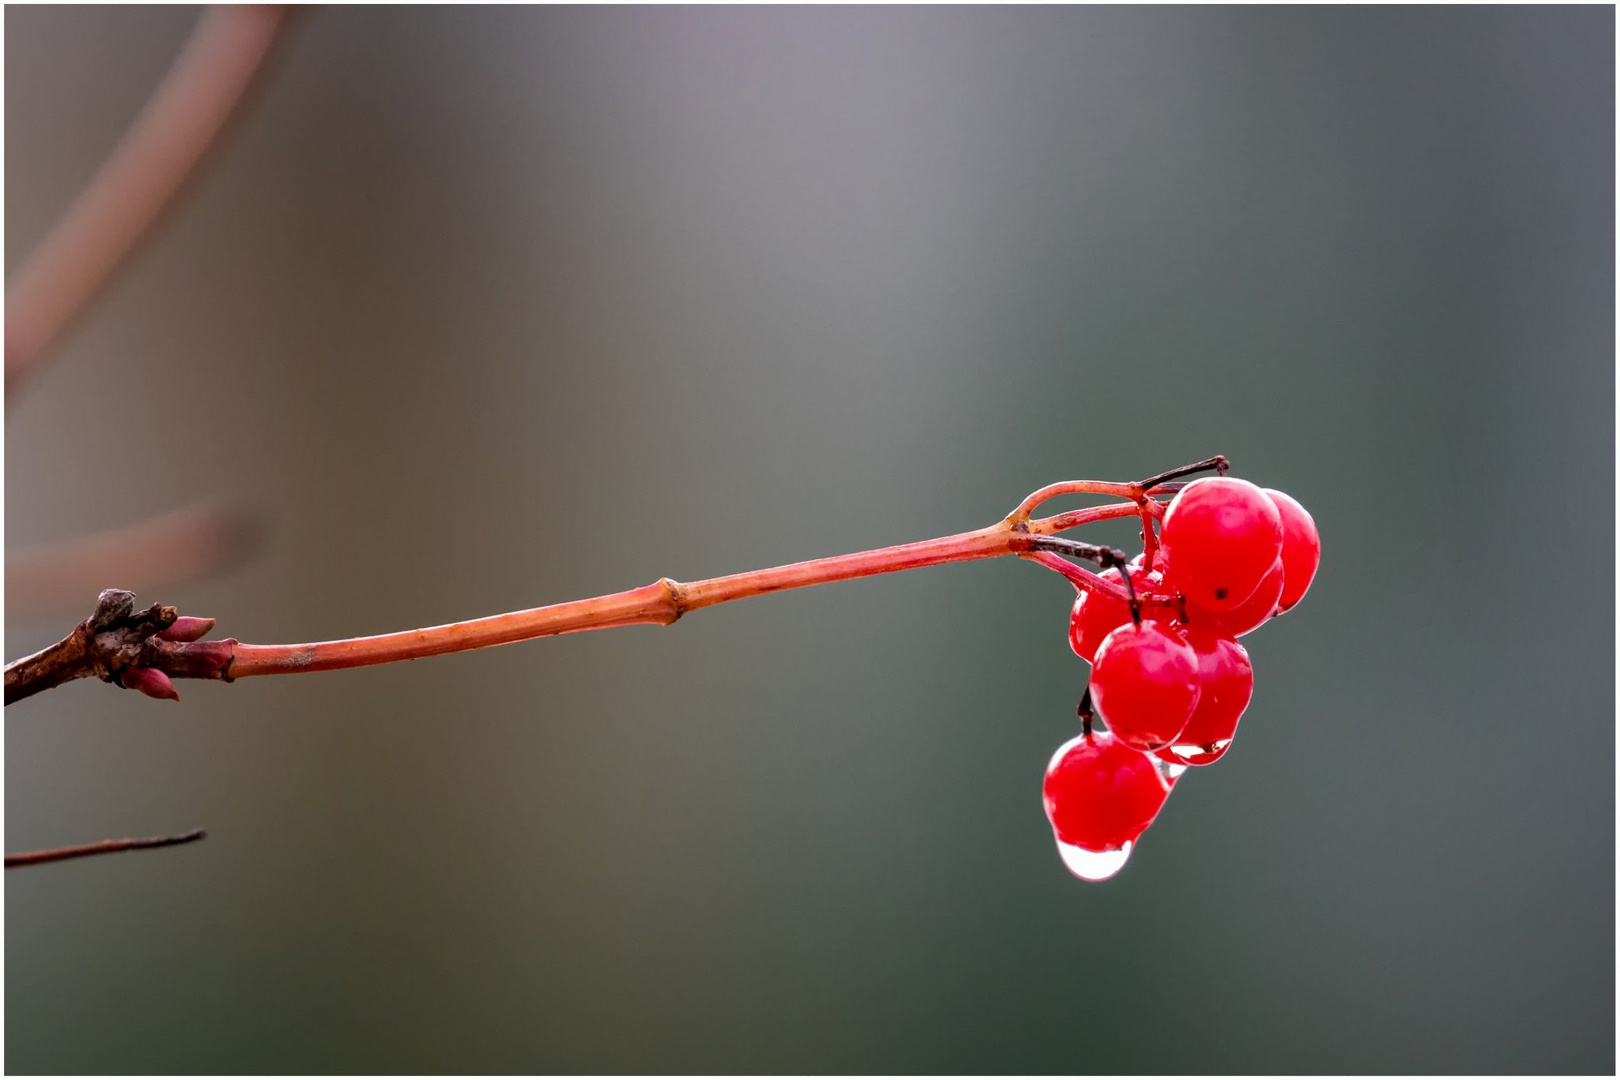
xmin=6 ymin=829 xmax=207 ymax=869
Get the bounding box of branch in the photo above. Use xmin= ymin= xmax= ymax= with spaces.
xmin=5 ymin=5 xmax=292 ymax=396
xmin=3 ymin=463 xmax=1224 ymax=702
xmin=7 ymin=502 xmax=263 ymax=620
xmin=1008 ymin=455 xmax=1229 ymax=523
xmin=4 ymin=588 xmax=229 ymax=705
xmin=6 ymin=828 xmax=206 ymax=869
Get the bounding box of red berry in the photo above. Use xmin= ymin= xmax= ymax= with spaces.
xmin=1043 ymin=730 xmax=1170 ymax=852
xmin=1068 ymin=565 xmax=1164 ymax=662
xmin=1182 ymin=555 xmax=1284 ymax=637
xmin=1090 ymin=621 xmax=1201 ymax=752
xmin=1155 ymin=628 xmax=1252 ymax=766
xmin=1160 ymin=477 xmax=1283 ymax=612
xmin=1264 ymin=488 xmax=1320 ymax=612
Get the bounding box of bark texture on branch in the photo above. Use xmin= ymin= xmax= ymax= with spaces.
xmin=3 ymin=589 xmax=232 ymax=705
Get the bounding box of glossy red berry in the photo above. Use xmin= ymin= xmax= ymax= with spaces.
xmin=1155 ymin=628 xmax=1252 ymax=766
xmin=1264 ymin=488 xmax=1320 ymax=612
xmin=1182 ymin=555 xmax=1285 ymax=637
xmin=1090 ymin=621 xmax=1201 ymax=751
xmin=1067 ymin=565 xmax=1165 ymax=662
xmin=1160 ymin=477 xmax=1283 ymax=612
xmin=1043 ymin=730 xmax=1170 ymax=852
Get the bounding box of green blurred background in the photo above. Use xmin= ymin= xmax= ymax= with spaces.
xmin=6 ymin=6 xmax=1613 ymax=1073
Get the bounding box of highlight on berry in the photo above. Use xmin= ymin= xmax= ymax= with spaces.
xmin=1030 ymin=465 xmax=1320 ymax=881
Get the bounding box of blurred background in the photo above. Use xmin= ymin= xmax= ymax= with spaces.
xmin=6 ymin=6 xmax=1613 ymax=1073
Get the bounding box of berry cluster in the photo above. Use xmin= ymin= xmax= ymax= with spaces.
xmin=1042 ymin=477 xmax=1320 ymax=880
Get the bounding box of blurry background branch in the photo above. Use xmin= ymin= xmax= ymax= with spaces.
xmin=5 ymin=4 xmax=291 ymax=397
xmin=6 ymin=502 xmax=263 ymax=621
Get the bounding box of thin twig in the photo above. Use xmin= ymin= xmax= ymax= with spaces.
xmin=1008 ymin=478 xmax=1141 ymax=524
xmin=1 ymin=502 xmax=1138 ymax=697
xmin=6 ymin=829 xmax=206 ymax=869
xmin=1024 ymin=535 xmax=1131 ymax=570
xmin=223 ymin=500 xmax=1138 ymax=678
xmin=5 ymin=5 xmax=291 ymax=396
xmin=1020 ymin=550 xmax=1121 ymax=596
xmin=3 ymin=462 xmax=1225 ymax=701
xmin=1135 ymin=455 xmax=1229 ymax=493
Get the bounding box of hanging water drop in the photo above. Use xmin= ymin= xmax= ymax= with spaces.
xmin=1164 ymin=739 xmax=1230 ymax=767
xmin=1156 ymin=756 xmax=1188 ymax=784
xmin=1054 ymin=837 xmax=1132 ymax=881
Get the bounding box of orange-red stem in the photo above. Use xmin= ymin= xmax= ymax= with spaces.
xmin=228 ymin=497 xmax=1145 ymax=679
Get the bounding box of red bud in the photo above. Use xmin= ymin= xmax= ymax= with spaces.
xmin=123 ymin=667 xmax=180 ymax=701
xmin=158 ymin=616 xmax=216 ymax=642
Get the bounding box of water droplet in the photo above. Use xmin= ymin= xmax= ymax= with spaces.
xmin=1157 ymin=757 xmax=1188 ymax=783
xmin=1165 ymin=740 xmax=1230 ymax=767
xmin=1055 ymin=837 xmax=1132 ymax=881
